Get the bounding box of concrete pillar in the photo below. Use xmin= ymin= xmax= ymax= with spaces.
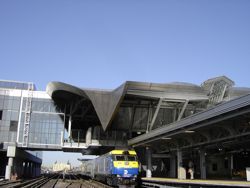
xmin=177 ymin=149 xmax=186 ymax=179
xmin=19 ymin=161 xmax=22 ymax=177
xmin=169 ymin=152 xmax=176 ymax=178
xmin=34 ymin=163 xmax=37 ymax=177
xmin=22 ymin=162 xmax=25 ymax=176
xmin=20 ymin=160 xmax=24 ymax=178
xmin=26 ymin=162 xmax=29 ymax=177
xmin=5 ymin=157 xmax=13 ymax=180
xmin=33 ymin=163 xmax=39 ymax=177
xmin=200 ymin=149 xmax=206 ymax=179
xmin=37 ymin=163 xmax=41 ymax=177
xmin=68 ymin=115 xmax=72 ymax=141
xmin=36 ymin=164 xmax=39 ymax=177
xmin=37 ymin=164 xmax=41 ymax=176
xmin=33 ymin=163 xmax=36 ymax=177
xmin=24 ymin=162 xmax=28 ymax=178
xmin=18 ymin=160 xmax=22 ymax=178
xmin=29 ymin=162 xmax=33 ymax=177
xmin=146 ymin=147 xmax=152 ymax=178
xmin=86 ymin=127 xmax=92 ymax=146
xmin=14 ymin=160 xmax=22 ymax=179
xmin=30 ymin=162 xmax=33 ymax=177
xmin=27 ymin=162 xmax=30 ymax=177
xmin=230 ymin=154 xmax=234 ymax=178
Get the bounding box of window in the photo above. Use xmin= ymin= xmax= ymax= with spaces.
xmin=115 ymin=155 xmax=125 ymax=161
xmin=114 ymin=155 xmax=137 ymax=161
xmin=9 ymin=121 xmax=18 ymax=132
xmin=127 ymin=156 xmax=137 ymax=161
xmin=0 ymin=110 xmax=2 ymax=120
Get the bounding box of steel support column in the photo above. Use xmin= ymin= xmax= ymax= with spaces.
xmin=170 ymin=152 xmax=176 ymax=178
xmin=68 ymin=115 xmax=72 ymax=141
xmin=177 ymin=100 xmax=189 ymax=121
xmin=146 ymin=147 xmax=152 ymax=178
xmin=146 ymin=105 xmax=152 ymax=132
xmin=200 ymin=149 xmax=206 ymax=179
xmin=149 ymin=98 xmax=163 ymax=131
xmin=230 ymin=154 xmax=234 ymax=177
xmin=219 ymin=84 xmax=228 ymax=102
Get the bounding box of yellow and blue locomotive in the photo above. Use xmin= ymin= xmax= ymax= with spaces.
xmin=81 ymin=149 xmax=139 ymax=187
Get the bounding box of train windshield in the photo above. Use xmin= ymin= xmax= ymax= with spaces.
xmin=115 ymin=155 xmax=126 ymax=161
xmin=127 ymin=156 xmax=137 ymax=161
xmin=113 ymin=155 xmax=137 ymax=161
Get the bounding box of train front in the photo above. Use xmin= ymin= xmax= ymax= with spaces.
xmin=111 ymin=150 xmax=139 ymax=186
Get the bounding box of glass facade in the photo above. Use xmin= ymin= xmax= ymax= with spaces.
xmin=18 ymin=93 xmax=65 ymax=146
xmin=0 ymin=90 xmax=21 ymax=143
xmin=0 ymin=80 xmax=36 ymax=90
xmin=0 ymin=82 xmax=65 ymax=148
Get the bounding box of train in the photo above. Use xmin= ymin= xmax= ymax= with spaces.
xmin=81 ymin=149 xmax=139 ymax=187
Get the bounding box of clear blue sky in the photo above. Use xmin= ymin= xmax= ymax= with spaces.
xmin=1 ymin=0 xmax=250 ymax=166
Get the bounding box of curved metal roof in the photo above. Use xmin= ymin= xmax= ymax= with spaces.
xmin=47 ymin=81 xmax=127 ymax=131
xmin=46 ymin=80 xmax=209 ymax=131
xmin=46 ymin=81 xmax=89 ymax=100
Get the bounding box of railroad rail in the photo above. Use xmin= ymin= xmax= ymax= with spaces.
xmin=0 ymin=174 xmax=114 ymax=188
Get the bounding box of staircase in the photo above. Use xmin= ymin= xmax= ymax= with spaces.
xmin=22 ymin=83 xmax=34 ymax=147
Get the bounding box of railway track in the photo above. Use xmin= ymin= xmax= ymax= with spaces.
xmin=0 ymin=174 xmax=114 ymax=188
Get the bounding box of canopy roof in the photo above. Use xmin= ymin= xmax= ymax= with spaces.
xmin=46 ymin=80 xmax=208 ymax=131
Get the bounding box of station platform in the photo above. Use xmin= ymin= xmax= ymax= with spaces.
xmin=141 ymin=177 xmax=250 ymax=187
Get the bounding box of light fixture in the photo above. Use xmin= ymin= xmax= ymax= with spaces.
xmin=161 ymin=137 xmax=172 ymax=140
xmin=184 ymin=130 xmax=195 ymax=133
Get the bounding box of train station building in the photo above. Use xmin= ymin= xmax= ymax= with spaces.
xmin=1 ymin=76 xmax=250 ymax=182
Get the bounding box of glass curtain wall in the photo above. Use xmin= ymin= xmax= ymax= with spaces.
xmin=0 ymin=86 xmax=65 ymax=147
xmin=18 ymin=91 xmax=65 ymax=146
xmin=0 ymin=90 xmax=21 ymax=143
